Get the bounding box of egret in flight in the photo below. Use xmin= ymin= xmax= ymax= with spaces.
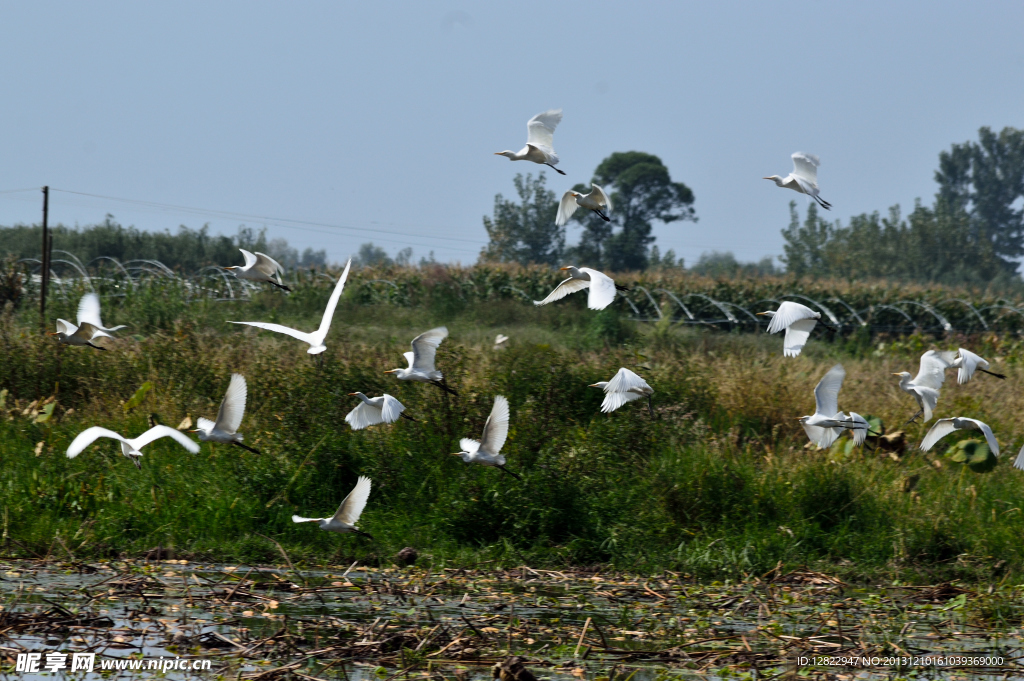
xmin=757 ymin=302 xmax=828 ymax=357
xmin=893 ymin=350 xmax=957 ymax=423
xmin=534 ymin=266 xmax=627 ymax=311
xmin=797 ymin=364 xmax=865 ymax=449
xmin=494 ymin=334 xmax=509 ymax=350
xmin=50 ymin=292 xmax=125 ymax=349
xmin=292 ymin=476 xmax=373 ymax=538
xmin=764 ymin=152 xmax=832 ymax=210
xmin=494 ymin=109 xmax=565 ymax=175
xmin=952 ymin=348 xmax=1005 ymax=384
xmin=453 ymin=395 xmax=520 ymax=480
xmin=67 ymin=425 xmax=199 ymax=469
xmin=590 ymin=368 xmax=654 ymax=417
xmin=229 ymin=259 xmax=351 ymax=355
xmin=223 ymin=249 xmax=290 ymax=291
xmin=345 ymin=392 xmax=413 ymax=430
xmin=556 ymin=184 xmax=612 ymax=225
xmin=920 ymin=417 xmax=999 ymax=457
xmin=385 ymin=327 xmax=457 ymax=395
xmin=77 ymin=293 xmax=127 ymax=334
xmin=191 ymin=373 xmax=259 ymax=453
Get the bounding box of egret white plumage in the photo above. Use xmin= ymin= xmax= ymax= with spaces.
xmin=190 ymin=373 xmax=259 ymax=453
xmin=453 ymin=395 xmax=520 ymax=480
xmin=77 ymin=293 xmax=127 ymax=334
xmin=952 ymin=348 xmax=1005 ymax=384
xmin=494 ymin=334 xmax=509 ymax=350
xmin=223 ymin=249 xmax=290 ymax=291
xmin=533 ymin=266 xmax=626 ymax=311
xmin=920 ymin=417 xmax=999 ymax=457
xmin=797 ymin=364 xmax=865 ymax=449
xmin=556 ymin=184 xmax=612 ymax=225
xmin=756 ymin=302 xmax=827 ymax=357
xmin=590 ymin=368 xmax=654 ymax=417
xmin=345 ymin=392 xmax=412 ymax=430
xmin=66 ymin=425 xmax=199 ymax=469
xmin=50 ymin=319 xmax=111 ymax=349
xmin=384 ymin=326 xmax=456 ymax=395
xmin=292 ymin=476 xmax=373 ymax=537
xmin=494 ymin=109 xmax=565 ymax=175
xmin=764 ymin=152 xmax=832 ymax=210
xmin=893 ymin=350 xmax=957 ymax=423
xmin=229 ymin=259 xmax=351 ymax=355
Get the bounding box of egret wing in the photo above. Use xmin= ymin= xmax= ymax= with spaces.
xmin=403 ymin=351 xmax=416 ymax=369
xmin=959 ymin=418 xmax=999 ymax=457
xmin=791 ymin=152 xmax=820 ymax=185
xmin=847 ymin=412 xmax=869 ymax=446
xmin=534 ymin=276 xmax=590 ymax=306
xmin=77 ymin=293 xmax=103 ymax=328
xmin=526 ymin=109 xmax=562 ymax=150
xmin=214 ymin=373 xmax=247 ymax=433
xmin=920 ymin=418 xmax=957 ymax=452
xmin=783 ymin=318 xmax=817 ymax=357
xmin=67 ymin=427 xmax=126 ymax=458
xmin=411 ymin=327 xmax=448 ymax=372
xmin=800 ymin=423 xmax=827 ymax=448
xmin=460 ymin=438 xmax=481 ymax=455
xmin=77 ymin=322 xmax=113 ymax=341
xmin=55 ymin=319 xmax=76 ymax=335
xmin=196 ymin=417 xmax=217 ymax=433
xmin=765 ymin=302 xmax=816 ymax=335
xmin=380 ymin=394 xmax=405 ymax=424
xmin=601 ymin=390 xmax=642 ymax=413
xmin=582 ymin=268 xmax=617 ymax=310
xmin=956 ymin=348 xmax=986 ymax=384
xmin=254 ymin=252 xmax=284 ymax=277
xmin=292 ymin=515 xmax=321 ymax=523
xmin=315 ymin=259 xmax=352 ymax=340
xmin=915 ymin=386 xmax=940 ymax=422
xmin=133 ymin=425 xmax=200 ymax=454
xmin=228 ymin=321 xmax=314 ymax=345
xmin=913 ymin=350 xmax=956 ymax=390
xmin=345 ymin=402 xmax=381 ymax=430
xmin=332 ymin=476 xmax=372 ymax=525
xmin=1014 ymin=444 xmax=1024 ymax=471
xmin=239 ymin=249 xmax=258 ymax=268
xmin=606 ymin=368 xmax=651 ymax=395
xmin=590 ymin=183 xmax=612 ymax=211
xmin=480 ymin=395 xmax=510 ymax=455
xmin=555 ymin=191 xmax=579 ymax=226
xmin=813 ymin=364 xmax=845 ymax=418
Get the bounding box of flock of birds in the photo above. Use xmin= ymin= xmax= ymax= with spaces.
xmin=45 ymin=109 xmax=1010 ymax=540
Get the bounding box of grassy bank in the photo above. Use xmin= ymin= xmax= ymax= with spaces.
xmin=3 ymin=277 xmax=1024 ymax=583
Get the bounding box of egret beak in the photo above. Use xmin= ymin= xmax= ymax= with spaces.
xmin=494 ymin=152 xmax=503 ymax=155
xmin=348 ymin=392 xmax=358 ymax=396
xmin=762 ymin=177 xmax=773 ymax=180
xmin=383 ymin=370 xmax=396 ymax=374
xmin=588 ymin=383 xmax=600 ymax=387
xmin=891 ymin=373 xmax=902 ymax=376
xmin=450 ymin=452 xmax=463 ymax=456
xmin=47 ymin=331 xmax=56 ymax=335
xmin=559 ymin=267 xmax=570 ymax=271
xmin=755 ymin=312 xmax=767 ymax=316
xmin=187 ymin=429 xmax=198 ymax=433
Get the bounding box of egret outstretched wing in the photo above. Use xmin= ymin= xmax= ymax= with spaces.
xmin=480 ymin=395 xmax=510 ymax=455
xmin=196 ymin=417 xmax=217 ymax=433
xmin=55 ymin=319 xmax=76 ymax=335
xmin=956 ymin=348 xmax=987 ymax=384
xmin=132 ymin=425 xmax=200 ymax=454
xmin=765 ymin=302 xmax=817 ymax=335
xmin=380 ymin=394 xmax=405 ymax=423
xmin=332 ymin=476 xmax=372 ymax=526
xmin=254 ymin=252 xmax=284 ymax=276
xmin=791 ymin=152 xmax=820 ymax=186
xmin=919 ymin=419 xmax=958 ymax=452
xmin=67 ymin=427 xmax=126 ymax=458
xmin=847 ymin=412 xmax=869 ymax=446
xmin=77 ymin=293 xmax=124 ymax=330
xmin=556 ymin=191 xmax=579 ymax=226
xmin=533 ymin=277 xmax=590 ymax=306
xmin=291 ymin=515 xmax=321 ymax=524
xmin=582 ymin=268 xmax=616 ymax=310
xmin=345 ymin=402 xmax=379 ymax=430
xmin=411 ymin=327 xmax=448 ymax=372
xmin=813 ymin=364 xmax=845 ymax=418
xmin=239 ymin=249 xmax=259 ymax=269
xmin=215 ymin=373 xmax=247 ymax=433
xmin=229 ymin=321 xmax=313 ymax=345
xmin=526 ymin=109 xmax=561 ymax=151
xmin=315 ymin=259 xmax=352 ymax=339
xmin=460 ymin=438 xmax=481 ymax=455
xmin=601 ymin=390 xmax=642 ymax=413
xmin=913 ymin=350 xmax=956 ymax=390
xmin=783 ymin=319 xmax=818 ymax=357
xmin=590 ymin=184 xmax=612 ymax=212
xmin=1014 ymin=445 xmax=1024 ymax=471
xmin=606 ymin=368 xmax=651 ymax=395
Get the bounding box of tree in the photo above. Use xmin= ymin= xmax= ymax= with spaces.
xmin=569 ymin=152 xmax=696 ymax=271
xmin=353 ymin=242 xmax=392 ymax=267
xmin=780 ymin=202 xmax=834 ymax=277
xmin=480 ymin=172 xmax=563 ymax=266
xmin=690 ymin=251 xmax=777 ymax=278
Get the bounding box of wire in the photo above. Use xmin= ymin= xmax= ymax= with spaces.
xmin=0 ymin=188 xmax=42 ymax=195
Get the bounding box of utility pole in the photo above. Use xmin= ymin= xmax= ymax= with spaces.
xmin=39 ymin=185 xmax=50 ymax=331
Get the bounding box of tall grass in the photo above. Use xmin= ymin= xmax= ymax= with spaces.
xmin=3 ymin=274 xmax=1024 ymax=583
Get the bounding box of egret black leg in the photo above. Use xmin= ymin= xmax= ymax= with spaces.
xmin=498 ymin=465 xmax=523 ymax=481
xmin=903 ymin=409 xmax=923 ymax=426
xmin=269 ymin=280 xmax=292 ymax=293
xmin=544 ymin=163 xmax=566 ymax=176
xmin=980 ymin=368 xmax=1007 ymax=379
xmin=231 ymin=441 xmax=262 ymax=455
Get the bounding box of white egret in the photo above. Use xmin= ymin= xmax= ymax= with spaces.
xmin=229 ymin=259 xmax=351 ymax=355
xmin=756 ymin=302 xmax=829 ymax=357
xmin=494 ymin=334 xmax=509 ymax=350
xmin=77 ymin=293 xmax=127 ymax=334
xmin=453 ymin=395 xmax=520 ymax=480
xmin=952 ymin=348 xmax=1005 ymax=384
xmin=590 ymin=368 xmax=654 ymax=417
xmin=67 ymin=425 xmax=199 ymax=469
xmin=384 ymin=327 xmax=457 ymax=395
xmin=50 ymin=319 xmax=111 ymax=349
xmin=223 ymin=249 xmax=290 ymax=291
xmin=494 ymin=109 xmax=565 ymax=175
xmin=920 ymin=417 xmax=999 ymax=457
xmin=893 ymin=350 xmax=957 ymax=423
xmin=533 ymin=266 xmax=626 ymax=311
xmin=846 ymin=412 xmax=873 ymax=446
xmin=292 ymin=476 xmax=373 ymax=538
xmin=797 ymin=364 xmax=865 ymax=449
xmin=190 ymin=373 xmax=259 ymax=453
xmin=556 ymin=184 xmax=612 ymax=225
xmin=764 ymin=152 xmax=832 ymax=210
xmin=345 ymin=392 xmax=412 ymax=430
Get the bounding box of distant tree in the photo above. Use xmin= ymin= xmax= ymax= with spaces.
xmin=568 ymin=152 xmax=696 ymax=271
xmin=647 ymin=245 xmax=683 ymax=270
xmin=690 ymin=251 xmax=777 ymax=278
xmin=480 ymin=173 xmax=563 ymax=266
xmin=353 ymin=242 xmax=393 ymax=267
xmin=780 ymin=202 xmax=835 ymax=277
xmin=395 ymin=247 xmax=413 ymax=266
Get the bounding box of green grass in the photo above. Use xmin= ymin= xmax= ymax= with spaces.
xmin=3 ymin=276 xmax=1024 ymax=583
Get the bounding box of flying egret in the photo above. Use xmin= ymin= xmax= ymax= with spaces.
xmin=764 ymin=152 xmax=832 ymax=210
xmin=533 ymin=266 xmax=627 ymax=311
xmin=893 ymin=350 xmax=957 ymax=423
xmin=292 ymin=476 xmax=373 ymax=538
xmin=756 ymin=302 xmax=829 ymax=357
xmin=453 ymin=395 xmax=520 ymax=480
xmin=76 ymin=293 xmax=126 ymax=334
xmin=345 ymin=392 xmax=413 ymax=430
xmin=229 ymin=259 xmax=351 ymax=355
xmin=920 ymin=417 xmax=999 ymax=457
xmin=67 ymin=425 xmax=199 ymax=469
xmin=590 ymin=368 xmax=655 ymax=417
xmin=50 ymin=319 xmax=112 ymax=349
xmin=384 ymin=327 xmax=457 ymax=395
xmin=190 ymin=373 xmax=259 ymax=453
xmin=952 ymin=348 xmax=1005 ymax=384
xmin=797 ymin=364 xmax=865 ymax=449
xmin=494 ymin=109 xmax=565 ymax=175
xmin=223 ymin=249 xmax=290 ymax=291
xmin=556 ymin=184 xmax=612 ymax=225
xmin=494 ymin=334 xmax=509 ymax=350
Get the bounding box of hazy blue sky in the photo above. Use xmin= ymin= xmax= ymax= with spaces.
xmin=1 ymin=2 xmax=1022 ymax=268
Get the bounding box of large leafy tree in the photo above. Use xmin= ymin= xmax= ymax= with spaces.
xmin=569 ymin=152 xmax=696 ymax=271
xmin=479 ymin=172 xmax=563 ymax=266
